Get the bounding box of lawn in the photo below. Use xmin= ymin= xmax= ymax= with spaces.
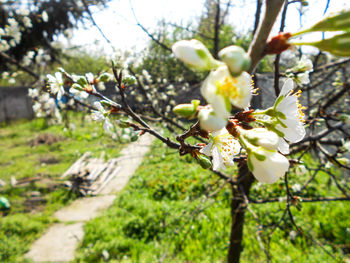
xmin=0 ymin=112 xmax=124 ymax=262
xmin=75 ymin=135 xmax=350 ymax=262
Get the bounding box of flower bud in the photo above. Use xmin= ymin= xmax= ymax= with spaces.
xmin=172 ymin=39 xmax=220 ymax=71
xmin=173 ymin=100 xmax=200 ymax=119
xmin=198 ymin=107 xmax=227 ymax=132
xmin=123 ymin=75 xmax=137 ymax=86
xmin=76 ymin=76 xmax=88 ymax=86
xmin=248 ymin=147 xmax=290 ymax=184
xmin=98 ymin=72 xmax=112 ymax=82
xmin=218 ymin=45 xmax=251 ymax=77
xmin=71 ymin=83 xmax=84 ymax=91
xmin=130 ymin=134 xmax=140 ymax=142
xmin=195 ymin=153 xmax=212 ymax=169
xmin=241 ymin=128 xmax=279 ymax=150
xmin=116 ymin=120 xmax=130 ymax=128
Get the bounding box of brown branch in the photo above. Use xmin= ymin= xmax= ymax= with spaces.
xmin=0 ymin=52 xmax=39 ymax=80
xmin=82 ymin=0 xmax=115 ymax=51
xmin=130 ymin=2 xmax=172 ymax=52
xmin=248 ymin=0 xmax=285 ymax=73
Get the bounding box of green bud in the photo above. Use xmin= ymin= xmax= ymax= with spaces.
xmin=173 ymin=100 xmax=200 ymax=119
xmin=195 ymin=154 xmax=212 ymax=169
xmin=123 ymin=75 xmax=137 ymax=86
xmin=218 ymin=45 xmax=251 ymax=77
xmin=100 ymin=100 xmax=119 ymax=108
xmin=98 ymin=73 xmax=112 ymax=82
xmin=71 ymin=83 xmax=84 ymax=91
xmin=76 ymin=76 xmax=88 ymax=86
xmin=130 ymin=134 xmax=139 ymax=142
xmin=117 ymin=120 xmax=130 ymax=128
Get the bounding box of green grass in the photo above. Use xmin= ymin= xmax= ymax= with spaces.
xmin=0 ymin=112 xmax=124 ymax=262
xmin=75 ymin=136 xmax=350 ymax=262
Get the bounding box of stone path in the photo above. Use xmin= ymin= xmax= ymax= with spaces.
xmin=26 ymin=134 xmax=154 ymax=263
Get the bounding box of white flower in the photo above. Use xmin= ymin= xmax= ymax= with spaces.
xmin=28 ymin=88 xmax=39 ymax=98
xmin=47 ymin=72 xmax=65 ymax=100
xmin=22 ymin=16 xmax=32 ymax=28
xmin=248 ymin=147 xmax=290 ymax=184
xmin=287 ymin=57 xmax=313 ymax=85
xmin=218 ymin=45 xmax=251 ymax=76
xmin=42 ymin=11 xmax=49 ymax=22
xmin=297 ymin=72 xmax=310 ymax=85
xmin=91 ymin=101 xmax=113 ymax=132
xmin=274 ymin=79 xmax=306 ymax=154
xmin=172 ymin=39 xmax=220 ymax=71
xmin=200 ymin=128 xmax=241 ymax=171
xmin=201 ymin=65 xmax=252 ymax=118
xmin=291 ymin=183 xmax=301 ymax=192
xmin=239 ymin=127 xmax=279 ymax=150
xmin=198 ymin=106 xmax=227 ymax=132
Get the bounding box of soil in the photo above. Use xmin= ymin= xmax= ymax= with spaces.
xmin=29 ymin=133 xmax=65 ymax=146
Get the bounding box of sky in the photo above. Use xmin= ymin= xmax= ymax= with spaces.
xmin=66 ymin=0 xmax=350 ymax=55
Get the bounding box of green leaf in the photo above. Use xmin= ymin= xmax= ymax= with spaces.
xmin=294 ymin=32 xmax=350 ymax=57
xmin=296 ymin=10 xmax=350 ymax=35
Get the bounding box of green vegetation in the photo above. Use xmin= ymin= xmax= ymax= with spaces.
xmin=75 ymin=137 xmax=350 ymax=262
xmin=0 ymin=112 xmax=124 ymax=262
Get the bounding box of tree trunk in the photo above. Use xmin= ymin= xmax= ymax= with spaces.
xmin=228 ymin=164 xmax=254 ymax=263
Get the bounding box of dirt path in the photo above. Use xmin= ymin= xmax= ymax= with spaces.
xmin=26 ymin=134 xmax=154 ymax=262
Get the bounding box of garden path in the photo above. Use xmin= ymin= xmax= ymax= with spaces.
xmin=25 ymin=133 xmax=154 ymax=262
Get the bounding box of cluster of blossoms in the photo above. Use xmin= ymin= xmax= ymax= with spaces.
xmin=43 ymin=67 xmax=142 ymax=142
xmin=172 ymin=39 xmax=309 ymax=184
xmin=0 ymin=6 xmax=48 ymax=52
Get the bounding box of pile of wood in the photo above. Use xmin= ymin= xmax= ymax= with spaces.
xmin=62 ymin=152 xmax=120 ymax=196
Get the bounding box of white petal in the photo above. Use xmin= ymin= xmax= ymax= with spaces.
xmin=200 ymin=142 xmax=213 ymax=156
xmin=198 ymin=107 xmax=227 ymax=132
xmin=91 ymin=111 xmax=104 ymax=121
xmin=172 ymin=39 xmax=213 ymax=70
xmin=55 ymin=72 xmax=63 ymax=84
xmin=93 ymin=101 xmax=104 ymax=112
xmin=103 ymin=118 xmax=113 ymax=131
xmin=278 ymin=138 xmax=290 ymax=154
xmin=279 ymin=79 xmax=294 ymax=96
xmin=212 ymin=146 xmax=225 ymax=171
xmin=250 ymin=148 xmax=289 ymax=184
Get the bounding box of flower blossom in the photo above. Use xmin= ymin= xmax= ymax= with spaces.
xmin=200 ymin=128 xmax=241 ymax=171
xmin=91 ymin=101 xmax=113 ymax=132
xmin=201 ymin=65 xmax=252 ymax=118
xmin=274 ymin=79 xmax=306 ymax=153
xmin=198 ymin=106 xmax=227 ymax=132
xmin=46 ymin=72 xmax=65 ymax=100
xmin=172 ymin=39 xmax=220 ymax=71
xmin=248 ymin=147 xmax=290 ymax=184
xmin=239 ymin=127 xmax=290 ymax=184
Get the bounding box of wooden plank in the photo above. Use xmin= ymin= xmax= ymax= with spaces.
xmin=61 ymin=152 xmax=91 ymax=178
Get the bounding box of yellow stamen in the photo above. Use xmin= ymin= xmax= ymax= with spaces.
xmin=216 ymin=77 xmax=239 ymax=100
